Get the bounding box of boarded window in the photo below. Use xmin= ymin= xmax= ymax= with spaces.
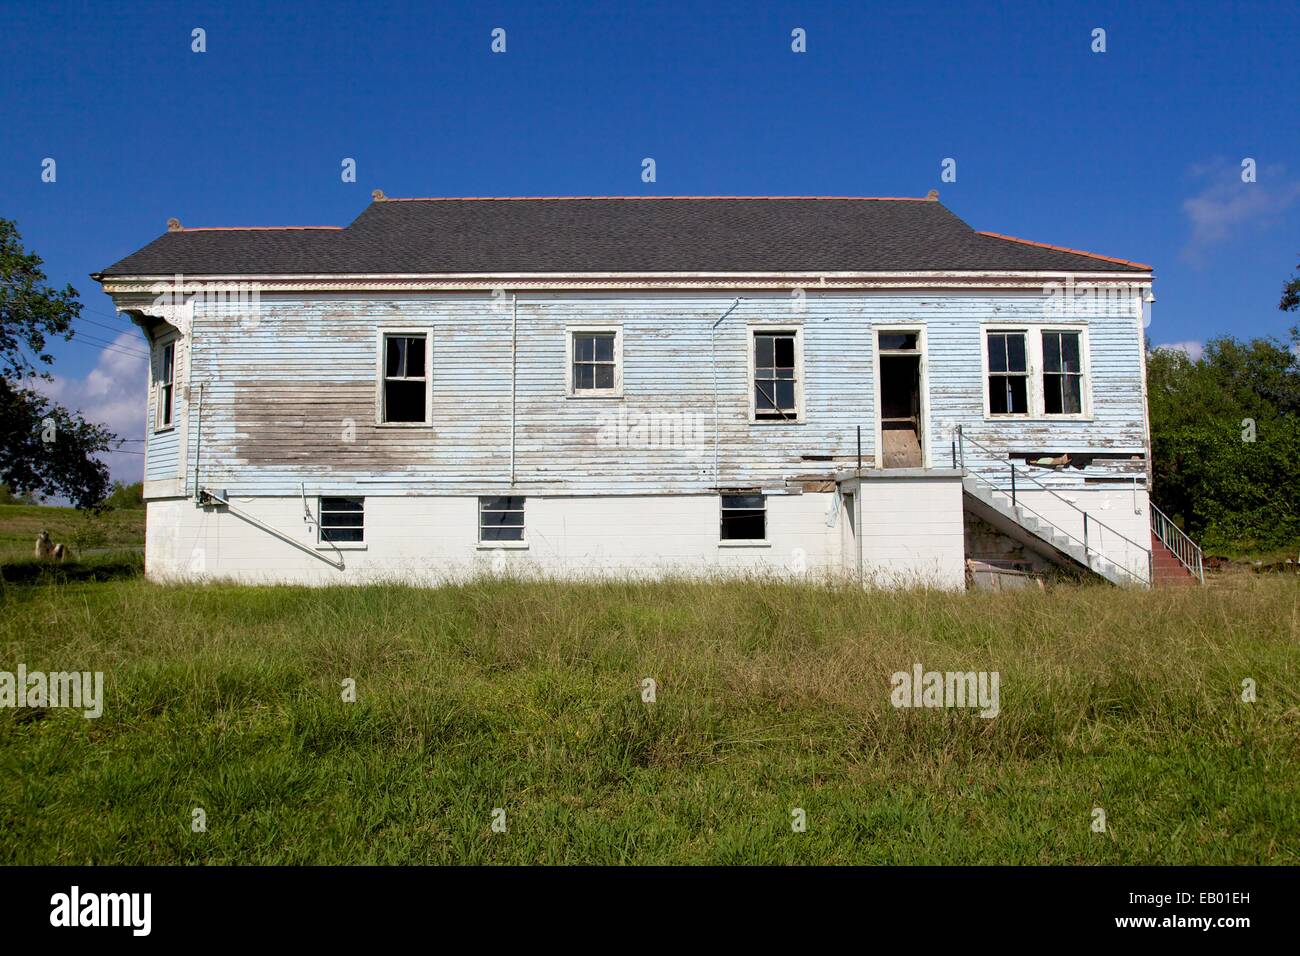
xmin=754 ymin=332 xmax=797 ymax=420
xmin=572 ymin=332 xmax=617 ymax=392
xmin=480 ymin=496 xmax=525 ymax=542
xmin=156 ymin=341 xmax=175 ymax=429
xmin=320 ymin=497 xmax=364 ymax=543
xmin=1042 ymin=331 xmax=1084 ymax=415
xmin=721 ymin=494 xmax=766 ymax=540
xmin=987 ymin=331 xmax=1028 ymax=415
xmin=382 ymin=334 xmax=427 ymax=423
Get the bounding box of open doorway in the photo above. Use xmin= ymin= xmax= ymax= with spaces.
xmin=877 ymin=331 xmax=924 ymax=469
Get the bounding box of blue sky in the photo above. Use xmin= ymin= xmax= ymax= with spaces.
xmin=2 ymin=0 xmax=1297 ymax=482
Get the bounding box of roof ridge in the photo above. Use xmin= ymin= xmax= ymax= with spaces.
xmin=976 ymin=231 xmax=1152 ymax=271
xmin=375 ymin=195 xmax=935 ymax=202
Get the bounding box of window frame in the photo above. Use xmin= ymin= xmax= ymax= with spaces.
xmin=980 ymin=324 xmax=1092 ymax=421
xmin=872 ymin=323 xmax=931 ymax=468
xmin=565 ymin=326 xmax=623 ymax=398
xmin=719 ymin=493 xmax=768 ymax=544
xmin=375 ymin=328 xmax=432 ymax=427
xmin=317 ymin=496 xmax=366 ymax=549
xmin=982 ymin=328 xmax=1032 ymax=419
xmin=1041 ymin=328 xmax=1087 ymax=417
xmin=747 ymin=325 xmax=805 ymax=424
xmin=478 ymin=495 xmax=528 ymax=548
xmin=153 ymin=335 xmax=177 ymax=433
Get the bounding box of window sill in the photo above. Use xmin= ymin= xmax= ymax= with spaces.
xmin=477 ymin=542 xmax=529 ymax=550
xmin=566 ymin=392 xmax=624 ymax=400
xmin=718 ymin=540 xmax=772 ymax=548
xmin=317 ymin=543 xmax=367 ymax=551
xmin=749 ymin=418 xmax=804 ymax=425
xmin=374 ymin=421 xmax=432 ymax=428
xmin=983 ymin=414 xmax=1094 ymax=423
xmin=153 ymin=425 xmax=176 ymax=434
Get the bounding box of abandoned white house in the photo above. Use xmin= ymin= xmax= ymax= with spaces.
xmin=93 ymin=193 xmax=1203 ymax=588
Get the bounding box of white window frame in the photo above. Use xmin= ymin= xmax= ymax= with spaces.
xmin=718 ymin=493 xmax=770 ymax=546
xmin=316 ymin=496 xmax=366 ymax=550
xmin=981 ymin=324 xmax=1093 ymax=421
xmin=871 ymin=324 xmax=930 ymax=469
xmin=565 ymin=326 xmax=623 ymax=398
xmin=375 ymin=329 xmax=433 ymax=427
xmin=153 ymin=334 xmax=177 ymax=433
xmin=477 ymin=495 xmax=528 ymax=549
xmin=747 ymin=325 xmax=805 ymax=424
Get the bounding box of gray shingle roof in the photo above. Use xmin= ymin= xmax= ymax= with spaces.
xmin=96 ymin=197 xmax=1151 ymax=276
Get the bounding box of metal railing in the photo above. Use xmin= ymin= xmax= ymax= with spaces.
xmin=1149 ymin=501 xmax=1205 ymax=585
xmin=955 ymin=425 xmax=1153 ymax=586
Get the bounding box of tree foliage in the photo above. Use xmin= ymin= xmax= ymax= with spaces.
xmin=0 ymin=218 xmax=114 ymax=509
xmin=1147 ymin=332 xmax=1300 ymax=553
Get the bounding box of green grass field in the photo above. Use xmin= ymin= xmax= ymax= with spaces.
xmin=1 ymin=561 xmax=1296 ymax=864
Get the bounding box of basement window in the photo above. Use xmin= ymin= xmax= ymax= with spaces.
xmin=380 ymin=332 xmax=428 ymax=424
xmin=155 ymin=339 xmax=175 ymax=431
xmin=752 ymin=330 xmax=800 ymax=421
xmin=1042 ymin=330 xmax=1084 ymax=415
xmin=480 ymin=496 xmax=525 ymax=542
xmin=720 ymin=494 xmax=766 ymax=541
xmin=986 ymin=330 xmax=1028 ymax=415
xmin=319 ymin=497 xmax=364 ymax=543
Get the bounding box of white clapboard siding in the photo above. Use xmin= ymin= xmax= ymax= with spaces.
xmin=176 ymin=289 xmax=1147 ymax=496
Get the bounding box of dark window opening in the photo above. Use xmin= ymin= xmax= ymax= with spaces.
xmin=383 ymin=334 xmax=427 ymax=423
xmin=572 ymin=332 xmax=616 ymax=392
xmin=157 ymin=341 xmax=175 ymax=429
xmin=721 ymin=494 xmax=766 ymax=540
xmin=480 ymin=496 xmax=525 ymax=542
xmin=878 ymin=332 xmax=918 ymax=352
xmin=320 ymin=496 xmax=364 ymax=543
xmin=987 ymin=331 xmax=1028 ymax=415
xmin=754 ymin=332 xmax=797 ymax=420
xmin=1042 ymin=331 xmax=1083 ymax=415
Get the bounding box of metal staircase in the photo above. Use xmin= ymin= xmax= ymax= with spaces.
xmin=1149 ymin=502 xmax=1205 ymax=585
xmin=955 ymin=427 xmax=1152 ymax=587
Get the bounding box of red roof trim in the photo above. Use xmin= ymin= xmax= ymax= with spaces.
xmin=976 ymin=231 xmax=1152 ymax=271
xmin=178 ymin=226 xmax=343 ymax=232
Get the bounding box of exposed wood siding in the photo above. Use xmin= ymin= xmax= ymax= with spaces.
xmin=180 ymin=290 xmax=1147 ymax=495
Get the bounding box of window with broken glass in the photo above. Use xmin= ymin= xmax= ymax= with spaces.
xmin=1042 ymin=330 xmax=1084 ymax=415
xmin=987 ymin=330 xmax=1029 ymax=415
xmin=753 ymin=331 xmax=797 ymax=420
xmin=382 ymin=334 xmax=427 ymax=423
xmin=480 ymin=496 xmax=525 ymax=542
xmin=720 ymin=494 xmax=766 ymax=540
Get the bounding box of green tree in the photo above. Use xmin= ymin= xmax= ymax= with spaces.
xmin=0 ymin=218 xmax=114 ymax=508
xmin=1147 ymin=334 xmax=1300 ymax=552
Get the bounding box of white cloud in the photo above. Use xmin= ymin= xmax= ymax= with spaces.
xmin=35 ymin=331 xmax=148 ymax=484
xmin=1155 ymin=340 xmax=1205 ymax=361
xmin=1181 ymin=160 xmax=1300 ymax=264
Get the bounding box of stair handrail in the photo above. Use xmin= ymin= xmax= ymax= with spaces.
xmin=955 ymin=425 xmax=1154 ymax=575
xmin=960 ymin=465 xmax=1149 ymax=585
xmin=1149 ymin=501 xmax=1205 ymax=585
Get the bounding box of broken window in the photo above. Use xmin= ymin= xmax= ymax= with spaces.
xmin=1042 ymin=330 xmax=1084 ymax=415
xmin=480 ymin=496 xmax=525 ymax=542
xmin=720 ymin=494 xmax=766 ymax=540
xmin=156 ymin=340 xmax=175 ymax=430
xmin=571 ymin=331 xmax=617 ymax=393
xmin=987 ymin=331 xmax=1028 ymax=415
xmin=382 ymin=333 xmax=427 ymax=423
xmin=753 ymin=331 xmax=798 ymax=420
xmin=320 ymin=496 xmax=364 ymax=543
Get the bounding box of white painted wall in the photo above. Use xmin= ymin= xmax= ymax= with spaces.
xmin=1013 ymin=486 xmax=1151 ymax=583
xmin=144 ymin=491 xmax=896 ymax=586
xmin=847 ymin=476 xmax=967 ymax=589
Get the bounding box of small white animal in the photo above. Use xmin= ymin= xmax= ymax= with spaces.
xmin=35 ymin=530 xmax=53 ymax=560
xmin=52 ymin=543 xmax=67 ymax=562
